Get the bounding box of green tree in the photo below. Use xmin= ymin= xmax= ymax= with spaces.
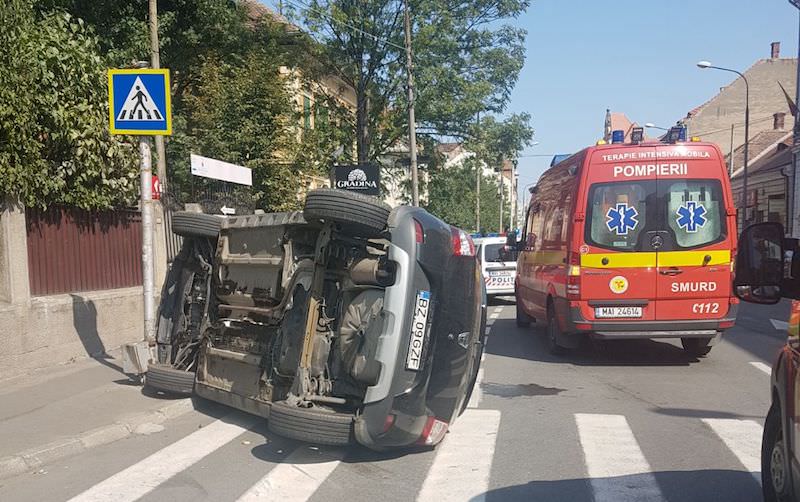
xmin=425 ymin=159 xmax=501 ymax=232
xmin=302 ymin=0 xmax=530 ymax=163
xmin=0 ymin=1 xmax=138 ymax=209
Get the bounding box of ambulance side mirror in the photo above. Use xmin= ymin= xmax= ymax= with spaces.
xmin=734 ymin=222 xmax=784 ymax=304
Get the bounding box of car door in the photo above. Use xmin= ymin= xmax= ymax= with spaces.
xmin=654 ymin=146 xmax=732 ymax=321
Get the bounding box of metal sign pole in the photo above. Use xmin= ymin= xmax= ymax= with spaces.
xmin=139 ymin=139 xmax=156 ymax=344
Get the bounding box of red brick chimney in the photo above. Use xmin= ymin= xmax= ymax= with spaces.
xmin=771 ymin=41 xmax=781 ymax=59
xmin=774 ymin=112 xmax=786 ymax=130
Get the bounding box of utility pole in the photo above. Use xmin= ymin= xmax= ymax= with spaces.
xmin=149 ymin=0 xmax=168 ymax=193
xmin=476 ymin=112 xmax=481 ymax=232
xmin=498 ymin=163 xmax=504 ymax=232
xmin=403 ymin=0 xmax=420 ymax=207
xmin=139 ymin=140 xmax=156 ymax=344
xmin=792 ymin=1 xmax=800 ymax=236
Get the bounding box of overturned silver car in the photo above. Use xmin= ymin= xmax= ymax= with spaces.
xmin=148 ymin=189 xmax=486 ymax=450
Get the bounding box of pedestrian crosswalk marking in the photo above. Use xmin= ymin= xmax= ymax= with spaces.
xmin=702 ymin=418 xmax=763 ymax=481
xmin=116 ymin=76 xmax=164 ymax=122
xmin=236 ymin=447 xmax=342 ymax=502
xmin=750 ymin=361 xmax=771 ymax=376
xmin=575 ymin=413 xmax=664 ymax=501
xmin=67 ymin=414 xmax=258 ymax=502
xmin=417 ymin=409 xmax=501 ymax=502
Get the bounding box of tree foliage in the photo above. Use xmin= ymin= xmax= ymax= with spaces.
xmin=302 ymin=0 xmax=530 ymax=163
xmin=0 ymin=0 xmax=138 ymax=209
xmin=425 ymin=159 xmax=501 ymax=233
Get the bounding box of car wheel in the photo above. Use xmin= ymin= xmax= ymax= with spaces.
xmin=144 ymin=363 xmax=195 ymax=395
xmin=763 ymin=403 xmax=795 ymax=502
xmin=546 ymin=303 xmax=565 ymax=356
xmin=516 ymin=299 xmax=531 ymax=327
xmin=268 ymin=401 xmax=354 ymax=446
xmin=170 ymin=211 xmax=222 ymax=239
xmin=681 ymin=337 xmax=713 ymax=357
xmin=303 ymin=188 xmax=391 ymax=237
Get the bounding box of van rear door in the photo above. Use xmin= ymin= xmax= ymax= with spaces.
xmin=654 ymin=145 xmax=732 ymax=321
xmin=580 ymin=146 xmax=659 ymax=321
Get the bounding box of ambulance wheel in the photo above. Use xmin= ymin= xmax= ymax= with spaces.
xmin=516 ymin=302 xmax=531 ymax=327
xmin=681 ymin=337 xmax=713 ymax=357
xmin=546 ymin=303 xmax=565 ymax=356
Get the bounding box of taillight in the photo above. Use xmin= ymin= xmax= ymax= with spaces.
xmin=416 ymin=416 xmax=449 ymax=446
xmin=451 ymin=226 xmax=475 ymax=256
xmin=414 ymin=219 xmax=425 ymax=243
xmin=566 ymin=252 xmax=581 ymax=299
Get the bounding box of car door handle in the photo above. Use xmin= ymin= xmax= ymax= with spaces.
xmin=659 ymin=268 xmax=683 ymax=276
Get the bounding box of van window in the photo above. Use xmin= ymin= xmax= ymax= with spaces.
xmin=664 ymin=179 xmax=726 ymax=248
xmin=586 ymin=182 xmax=652 ymax=251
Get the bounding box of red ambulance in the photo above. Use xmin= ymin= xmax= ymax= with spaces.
xmin=515 ymin=132 xmax=738 ymax=357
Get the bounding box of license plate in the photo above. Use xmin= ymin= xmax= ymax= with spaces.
xmin=488 ymin=270 xmax=511 ymax=277
xmin=406 ymin=290 xmax=431 ymax=371
xmin=594 ymin=306 xmax=642 ymax=318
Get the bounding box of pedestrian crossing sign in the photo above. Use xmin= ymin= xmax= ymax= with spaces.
xmin=108 ymin=69 xmax=172 ymax=135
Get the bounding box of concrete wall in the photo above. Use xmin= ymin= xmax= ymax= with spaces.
xmin=0 ymin=201 xmax=168 ymax=381
xmin=684 ymin=57 xmax=796 ymax=152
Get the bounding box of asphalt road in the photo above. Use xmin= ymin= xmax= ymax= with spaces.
xmin=0 ymin=300 xmax=789 ymax=502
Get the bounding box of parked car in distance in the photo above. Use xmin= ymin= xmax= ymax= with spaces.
xmin=515 ymin=133 xmax=738 ymax=357
xmin=733 ymin=221 xmax=800 ymax=502
xmin=475 ymin=235 xmax=518 ymax=303
xmin=145 ymin=189 xmax=486 ymax=451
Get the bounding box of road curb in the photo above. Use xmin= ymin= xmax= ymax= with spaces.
xmin=0 ymin=399 xmax=193 ymax=480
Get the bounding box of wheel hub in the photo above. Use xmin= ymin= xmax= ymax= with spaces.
xmin=771 ymin=439 xmax=787 ymax=494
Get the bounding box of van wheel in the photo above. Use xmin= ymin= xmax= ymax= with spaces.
xmin=516 ymin=300 xmax=531 ymax=328
xmin=681 ymin=337 xmax=713 ymax=357
xmin=546 ymin=303 xmax=565 ymax=356
xmin=763 ymin=403 xmax=795 ymax=502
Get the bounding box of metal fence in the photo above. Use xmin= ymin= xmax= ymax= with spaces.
xmin=26 ymin=207 xmax=143 ymax=296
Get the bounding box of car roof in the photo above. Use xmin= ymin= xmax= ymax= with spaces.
xmin=474 ymin=236 xmax=508 ymax=245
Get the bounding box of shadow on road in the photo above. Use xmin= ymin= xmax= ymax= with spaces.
xmin=650 ymin=407 xmax=764 ymax=421
xmin=475 ymin=469 xmax=761 ymax=502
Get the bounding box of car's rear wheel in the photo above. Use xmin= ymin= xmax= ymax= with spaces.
xmin=303 ymin=188 xmax=390 ymax=237
xmin=681 ymin=336 xmax=713 ymax=357
xmin=546 ymin=303 xmax=565 ymax=356
xmin=145 ymin=363 xmax=195 ymax=395
xmin=268 ymin=401 xmax=354 ymax=446
xmin=763 ymin=403 xmax=795 ymax=502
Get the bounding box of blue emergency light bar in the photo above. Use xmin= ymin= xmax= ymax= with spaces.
xmin=611 ymin=130 xmax=625 ymax=144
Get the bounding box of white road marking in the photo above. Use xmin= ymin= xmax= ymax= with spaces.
xmin=493 ymin=307 xmax=503 ymax=314
xmin=750 ymin=362 xmax=772 ymax=376
xmin=417 ymin=409 xmax=501 ymax=502
xmin=467 ymin=368 xmax=485 ymax=409
xmin=575 ymin=413 xmax=664 ymax=502
xmin=68 ymin=415 xmax=258 ymax=502
xmin=702 ymin=418 xmax=763 ymax=481
xmin=771 ymin=319 xmax=789 ymax=331
xmin=485 ymin=327 xmax=491 ymax=335
xmin=489 ymin=312 xmax=499 ymax=320
xmin=236 ymin=447 xmax=343 ymax=502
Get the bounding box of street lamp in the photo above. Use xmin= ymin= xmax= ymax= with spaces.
xmin=697 ymin=60 xmax=750 ymax=229
xmin=644 ymin=122 xmax=668 ymax=131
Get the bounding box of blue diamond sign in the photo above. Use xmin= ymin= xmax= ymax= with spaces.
xmin=676 ymin=201 xmax=707 ymax=233
xmin=108 ymin=69 xmax=172 ymax=135
xmin=606 ymin=203 xmax=639 ymax=236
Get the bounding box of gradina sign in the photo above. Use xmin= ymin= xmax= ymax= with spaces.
xmin=333 ymin=164 xmax=380 ymax=196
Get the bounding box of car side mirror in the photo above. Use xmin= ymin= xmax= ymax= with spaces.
xmin=734 ymin=222 xmax=785 ymax=304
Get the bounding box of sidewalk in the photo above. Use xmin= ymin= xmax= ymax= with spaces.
xmin=0 ymin=352 xmax=193 ymax=480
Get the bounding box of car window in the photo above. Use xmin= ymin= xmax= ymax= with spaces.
xmin=586 ymin=182 xmax=652 ymax=251
xmin=664 ymin=179 xmax=726 ymax=249
xmin=484 ymin=243 xmax=509 ymax=263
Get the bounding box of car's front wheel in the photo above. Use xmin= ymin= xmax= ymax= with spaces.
xmin=763 ymin=403 xmax=796 ymax=502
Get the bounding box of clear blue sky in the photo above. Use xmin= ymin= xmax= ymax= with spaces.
xmin=512 ymin=0 xmax=799 ymax=191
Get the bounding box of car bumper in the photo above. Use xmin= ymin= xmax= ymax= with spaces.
xmin=564 ymin=303 xmax=739 ymax=339
xmin=486 ymin=286 xmax=515 ymax=296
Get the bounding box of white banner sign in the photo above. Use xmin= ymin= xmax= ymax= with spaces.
xmin=190 ymin=154 xmax=252 ymax=186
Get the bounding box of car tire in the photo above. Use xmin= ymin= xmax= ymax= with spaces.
xmin=516 ymin=300 xmax=532 ymax=327
xmin=145 ymin=363 xmax=195 ymax=395
xmin=681 ymin=337 xmax=713 ymax=357
xmin=268 ymin=401 xmax=354 ymax=446
xmin=763 ymin=403 xmax=795 ymax=502
xmin=303 ymin=188 xmax=390 ymax=237
xmin=546 ymin=303 xmax=565 ymax=356
xmin=171 ymin=212 xmax=222 ymax=239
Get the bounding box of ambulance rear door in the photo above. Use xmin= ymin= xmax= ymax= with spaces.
xmin=654 ymin=144 xmax=733 ymax=321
